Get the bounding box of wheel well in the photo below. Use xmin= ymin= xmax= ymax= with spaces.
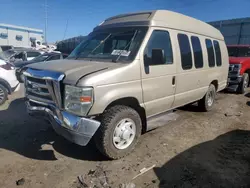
xmin=105 ymin=97 xmax=147 ymax=133
xmin=244 ymin=69 xmax=250 ymax=86
xmin=245 ymin=69 xmax=250 ymax=75
xmin=211 ymin=80 xmax=218 ymax=91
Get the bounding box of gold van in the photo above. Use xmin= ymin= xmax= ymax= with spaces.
xmin=24 ymin=10 xmax=229 ymax=159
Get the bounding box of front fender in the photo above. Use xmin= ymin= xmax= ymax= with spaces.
xmin=240 ymin=60 xmax=250 ymax=75
xmin=88 ymin=80 xmax=143 ymax=115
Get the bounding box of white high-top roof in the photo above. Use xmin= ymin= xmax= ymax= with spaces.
xmin=96 ymin=10 xmax=224 ymax=40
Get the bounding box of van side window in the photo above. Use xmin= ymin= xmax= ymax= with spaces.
xmin=191 ymin=36 xmax=203 ymax=68
xmin=144 ymin=30 xmax=173 ymax=65
xmin=213 ymin=40 xmax=222 ymax=66
xmin=205 ymin=39 xmax=215 ymax=67
xmin=178 ymin=34 xmax=193 ymax=70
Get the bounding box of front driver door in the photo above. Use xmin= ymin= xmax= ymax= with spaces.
xmin=141 ymin=28 xmax=176 ymax=117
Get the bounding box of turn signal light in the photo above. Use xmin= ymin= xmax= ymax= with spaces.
xmin=80 ymin=96 xmax=92 ymax=102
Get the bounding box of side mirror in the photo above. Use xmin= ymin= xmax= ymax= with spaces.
xmin=152 ymin=49 xmax=165 ymax=65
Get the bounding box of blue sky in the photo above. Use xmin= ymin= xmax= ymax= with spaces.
xmin=1 ymin=0 xmax=250 ymax=42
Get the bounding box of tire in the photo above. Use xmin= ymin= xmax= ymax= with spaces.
xmin=237 ymin=73 xmax=249 ymax=94
xmin=94 ymin=105 xmax=142 ymax=159
xmin=0 ymin=84 xmax=8 ymax=106
xmin=198 ymin=84 xmax=216 ymax=112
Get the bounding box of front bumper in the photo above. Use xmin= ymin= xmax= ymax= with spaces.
xmin=11 ymin=83 xmax=20 ymax=93
xmin=227 ymin=74 xmax=243 ymax=91
xmin=26 ymin=101 xmax=100 ymax=146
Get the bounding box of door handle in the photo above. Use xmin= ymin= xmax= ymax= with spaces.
xmin=172 ymin=76 xmax=176 ymax=85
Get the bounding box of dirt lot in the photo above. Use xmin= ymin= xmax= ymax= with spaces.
xmin=1 ymin=86 xmax=250 ymax=188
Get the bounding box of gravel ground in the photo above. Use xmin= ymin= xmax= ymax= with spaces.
xmin=1 ymin=85 xmax=250 ymax=188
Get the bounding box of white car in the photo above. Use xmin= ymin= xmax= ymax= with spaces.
xmin=0 ymin=59 xmax=20 ymax=105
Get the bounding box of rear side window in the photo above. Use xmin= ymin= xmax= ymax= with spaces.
xmin=191 ymin=36 xmax=203 ymax=68
xmin=144 ymin=30 xmax=173 ymax=65
xmin=27 ymin=51 xmax=41 ymax=57
xmin=178 ymin=34 xmax=192 ymax=70
xmin=205 ymin=39 xmax=215 ymax=67
xmin=213 ymin=40 xmax=222 ymax=66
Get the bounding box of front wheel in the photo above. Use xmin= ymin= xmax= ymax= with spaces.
xmin=198 ymin=84 xmax=216 ymax=112
xmin=0 ymin=84 xmax=8 ymax=106
xmin=94 ymin=105 xmax=142 ymax=159
xmin=238 ymin=73 xmax=249 ymax=94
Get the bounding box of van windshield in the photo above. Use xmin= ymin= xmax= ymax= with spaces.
xmin=68 ymin=27 xmax=148 ymax=62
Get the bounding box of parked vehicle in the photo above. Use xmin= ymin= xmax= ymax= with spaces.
xmin=23 ymin=10 xmax=228 ymax=159
xmin=0 ymin=48 xmax=44 ymax=63
xmin=15 ymin=52 xmax=68 ymax=83
xmin=31 ymin=40 xmax=57 ymax=52
xmin=56 ymin=36 xmax=87 ymax=55
xmin=0 ymin=45 xmax=14 ymax=52
xmin=227 ymin=45 xmax=250 ymax=93
xmin=0 ymin=58 xmax=20 ymax=105
xmin=14 ymin=48 xmax=44 ymax=61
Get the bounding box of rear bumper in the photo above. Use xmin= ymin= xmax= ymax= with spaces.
xmin=26 ymin=101 xmax=100 ymax=146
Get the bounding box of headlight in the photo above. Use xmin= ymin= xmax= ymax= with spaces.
xmin=233 ymin=64 xmax=241 ymax=72
xmin=64 ymin=85 xmax=93 ymax=116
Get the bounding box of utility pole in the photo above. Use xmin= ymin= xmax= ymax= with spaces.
xmin=44 ymin=0 xmax=48 ymax=43
xmin=63 ymin=19 xmax=69 ymax=40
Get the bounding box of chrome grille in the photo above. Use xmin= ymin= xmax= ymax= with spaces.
xmin=229 ymin=65 xmax=234 ymax=72
xmin=24 ymin=68 xmax=65 ymax=107
xmin=26 ymin=76 xmax=54 ymax=105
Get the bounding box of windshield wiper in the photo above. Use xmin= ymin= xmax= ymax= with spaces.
xmin=76 ymin=34 xmax=111 ymax=60
xmin=112 ymin=30 xmax=138 ymax=63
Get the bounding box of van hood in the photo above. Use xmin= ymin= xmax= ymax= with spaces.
xmin=26 ymin=59 xmax=120 ymax=85
xmin=229 ymin=57 xmax=250 ymax=64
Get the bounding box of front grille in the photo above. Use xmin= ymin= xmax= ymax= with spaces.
xmin=26 ymin=76 xmax=55 ymax=105
xmin=228 ymin=64 xmax=241 ymax=77
xmin=229 ymin=65 xmax=234 ymax=72
xmin=23 ymin=68 xmax=64 ymax=108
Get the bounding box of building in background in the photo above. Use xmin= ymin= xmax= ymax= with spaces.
xmin=56 ymin=35 xmax=86 ymax=55
xmin=209 ymin=17 xmax=250 ymax=45
xmin=0 ymin=23 xmax=43 ymax=47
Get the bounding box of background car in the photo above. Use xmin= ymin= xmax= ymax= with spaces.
xmin=0 ymin=45 xmax=14 ymax=52
xmin=0 ymin=58 xmax=20 ymax=105
xmin=0 ymin=48 xmax=44 ymax=64
xmin=15 ymin=51 xmax=68 ymax=82
xmin=227 ymin=45 xmax=250 ymax=93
